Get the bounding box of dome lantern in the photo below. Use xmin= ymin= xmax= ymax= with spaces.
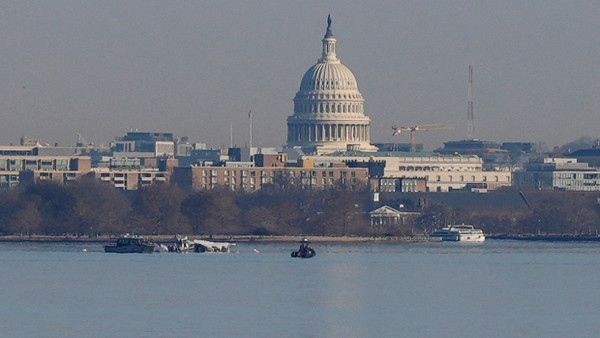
xmin=320 ymin=14 xmax=338 ymax=63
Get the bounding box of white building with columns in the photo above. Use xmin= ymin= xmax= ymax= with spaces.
xmin=286 ymin=16 xmax=377 ymax=155
xmin=302 ymin=151 xmax=513 ymax=192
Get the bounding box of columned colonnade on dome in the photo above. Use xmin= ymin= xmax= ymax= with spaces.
xmin=287 ymin=123 xmax=371 ymax=143
xmin=294 ymin=102 xmax=363 ymax=114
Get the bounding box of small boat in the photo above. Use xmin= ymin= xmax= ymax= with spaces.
xmin=291 ymin=238 xmax=316 ymax=258
xmin=104 ymin=237 xmax=155 ymax=253
xmin=430 ymin=224 xmax=485 ymax=242
xmin=291 ymin=249 xmax=316 ymax=258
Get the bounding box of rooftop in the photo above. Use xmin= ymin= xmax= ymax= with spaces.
xmin=322 ymin=150 xmax=480 ymax=159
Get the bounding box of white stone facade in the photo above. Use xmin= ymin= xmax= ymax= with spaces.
xmin=286 ymin=16 xmax=377 ymax=154
xmin=303 ymin=152 xmax=513 ymax=192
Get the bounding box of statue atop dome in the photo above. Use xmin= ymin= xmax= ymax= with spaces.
xmin=325 ymin=14 xmax=333 ymax=38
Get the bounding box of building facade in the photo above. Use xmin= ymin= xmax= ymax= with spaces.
xmin=172 ymin=165 xmax=369 ymax=192
xmin=0 ymin=155 xmax=92 ymax=188
xmin=368 ymin=205 xmax=421 ymax=229
xmin=91 ymin=168 xmax=168 ymax=190
xmin=111 ymin=131 xmax=175 ymax=157
xmin=303 ymin=151 xmax=512 ymax=192
xmin=373 ymin=177 xmax=428 ymax=193
xmin=513 ymin=158 xmax=600 ymax=191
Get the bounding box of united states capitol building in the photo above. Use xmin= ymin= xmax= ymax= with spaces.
xmin=284 ymin=16 xmax=511 ymax=192
xmin=286 ymin=16 xmax=377 ymax=155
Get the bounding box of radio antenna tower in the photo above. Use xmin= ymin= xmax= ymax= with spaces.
xmin=467 ymin=65 xmax=475 ymax=140
xmin=248 ymin=110 xmax=253 ymax=149
xmin=230 ymin=122 xmax=233 ymax=148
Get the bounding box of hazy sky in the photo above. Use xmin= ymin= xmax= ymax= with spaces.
xmin=1 ymin=1 xmax=599 ymax=150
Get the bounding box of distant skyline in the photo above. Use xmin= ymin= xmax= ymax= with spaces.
xmin=1 ymin=1 xmax=599 ymax=150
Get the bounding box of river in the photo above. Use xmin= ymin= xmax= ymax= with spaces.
xmin=2 ymin=240 xmax=599 ymax=337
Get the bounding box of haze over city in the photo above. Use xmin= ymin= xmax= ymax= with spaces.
xmin=1 ymin=1 xmax=599 ymax=150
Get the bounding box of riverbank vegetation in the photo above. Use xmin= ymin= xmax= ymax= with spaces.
xmin=2 ymin=179 xmax=600 ymax=237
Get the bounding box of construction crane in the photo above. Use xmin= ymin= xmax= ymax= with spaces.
xmin=392 ymin=124 xmax=454 ymax=152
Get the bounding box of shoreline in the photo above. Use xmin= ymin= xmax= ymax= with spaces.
xmin=0 ymin=234 xmax=429 ymax=243
xmin=488 ymin=234 xmax=600 ymax=242
xmin=3 ymin=234 xmax=600 ymax=243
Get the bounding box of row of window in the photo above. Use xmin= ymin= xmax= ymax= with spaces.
xmin=398 ymin=166 xmax=480 ymax=172
xmin=197 ymin=175 xmax=360 ymax=191
xmin=553 ymin=184 xmax=600 ymax=191
xmin=303 ymin=80 xmax=357 ymax=91
xmin=0 ymin=174 xmax=19 ymax=183
xmin=201 ymin=169 xmax=358 ymax=178
xmin=215 ymin=178 xmax=355 ymax=192
xmin=201 ymin=183 xmax=258 ymax=192
xmin=298 ymin=92 xmax=359 ymax=100
xmin=554 ymin=173 xmax=600 ymax=180
xmin=432 ymin=175 xmax=508 ymax=182
xmin=0 ymin=159 xmax=69 ymax=171
xmin=554 ymin=180 xmax=600 ymax=187
xmin=295 ymin=102 xmax=363 ymax=114
xmin=203 ymin=170 xmax=269 ymax=177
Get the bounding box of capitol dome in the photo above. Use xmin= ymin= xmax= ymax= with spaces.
xmin=286 ymin=16 xmax=376 ymax=154
xmin=299 ymin=62 xmax=359 ymax=92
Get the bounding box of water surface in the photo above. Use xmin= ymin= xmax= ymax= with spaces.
xmin=2 ymin=240 xmax=599 ymax=337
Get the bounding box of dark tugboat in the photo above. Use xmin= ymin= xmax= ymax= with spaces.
xmin=104 ymin=237 xmax=155 ymax=253
xmin=291 ymin=238 xmax=316 ymax=258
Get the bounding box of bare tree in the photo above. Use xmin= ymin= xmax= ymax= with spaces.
xmin=181 ymin=187 xmax=240 ymax=236
xmin=11 ymin=202 xmax=41 ymax=238
xmin=69 ymin=178 xmax=130 ymax=235
xmin=319 ymin=191 xmax=366 ymax=235
xmin=131 ymin=184 xmax=190 ymax=235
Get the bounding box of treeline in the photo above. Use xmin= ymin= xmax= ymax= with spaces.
xmin=0 ymin=179 xmax=387 ymax=237
xmin=420 ymin=189 xmax=600 ymax=236
xmin=3 ymin=179 xmax=600 ymax=237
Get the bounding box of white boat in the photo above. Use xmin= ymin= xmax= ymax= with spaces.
xmin=430 ymin=224 xmax=485 ymax=242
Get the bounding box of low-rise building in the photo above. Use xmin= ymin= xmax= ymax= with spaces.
xmin=172 ymin=164 xmax=369 ymax=192
xmin=91 ymin=167 xmax=168 ymax=190
xmin=371 ymin=177 xmax=427 ymax=193
xmin=303 ymin=151 xmax=512 ymax=192
xmin=567 ymin=148 xmax=600 ymax=168
xmin=368 ymin=205 xmax=421 ymax=229
xmin=513 ymin=157 xmax=600 ymax=191
xmin=0 ymin=155 xmax=92 ymax=188
xmin=111 ymin=131 xmax=175 ymax=157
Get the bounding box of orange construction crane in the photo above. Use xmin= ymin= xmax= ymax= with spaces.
xmin=392 ymin=124 xmax=454 ymax=152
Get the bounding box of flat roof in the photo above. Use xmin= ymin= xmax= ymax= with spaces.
xmin=0 ymin=146 xmax=35 ymax=151
xmin=313 ymin=150 xmax=480 ymax=159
